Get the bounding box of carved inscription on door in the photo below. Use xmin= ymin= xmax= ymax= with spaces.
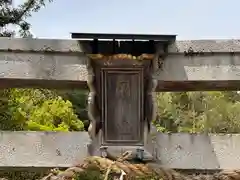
xmin=101 ymin=68 xmax=144 ymax=146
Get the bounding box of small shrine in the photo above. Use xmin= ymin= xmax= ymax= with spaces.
xmin=71 ymin=32 xmax=176 ymax=159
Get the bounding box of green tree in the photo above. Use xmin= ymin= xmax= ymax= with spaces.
xmin=0 ymin=90 xmax=13 ymax=130
xmin=8 ymin=88 xmax=84 ymax=131
xmin=58 ymin=89 xmax=89 ymax=129
xmin=0 ymin=0 xmax=85 ymax=132
xmin=0 ymin=0 xmax=52 ymax=37
xmin=155 ymin=91 xmax=240 ymax=133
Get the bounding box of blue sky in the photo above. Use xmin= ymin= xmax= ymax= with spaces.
xmin=15 ymin=0 xmax=240 ymax=40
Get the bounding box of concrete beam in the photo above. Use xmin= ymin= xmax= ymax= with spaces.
xmin=155 ymin=133 xmax=240 ymax=170
xmin=1 ymin=38 xmax=240 ymax=90
xmin=0 ymin=131 xmax=239 ymax=170
xmin=168 ymin=39 xmax=240 ymax=53
xmin=0 ymin=38 xmax=88 ymax=88
xmin=155 ymin=54 xmax=240 ymax=91
xmin=0 ymin=131 xmax=90 ymax=168
xmin=0 ymin=51 xmax=88 ymax=88
xmin=155 ymin=39 xmax=240 ymax=91
xmin=0 ymin=38 xmax=86 ymax=52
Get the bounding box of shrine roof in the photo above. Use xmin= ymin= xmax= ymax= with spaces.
xmin=70 ymin=32 xmax=177 ymax=42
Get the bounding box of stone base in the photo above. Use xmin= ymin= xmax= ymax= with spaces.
xmin=87 ymin=129 xmax=158 ymax=162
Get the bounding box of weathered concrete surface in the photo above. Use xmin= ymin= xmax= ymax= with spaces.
xmin=156 ymin=40 xmax=240 ymax=90
xmin=0 ymin=38 xmax=88 ymax=88
xmin=3 ymin=38 xmax=240 ymax=54
xmin=155 ymin=54 xmax=240 ymax=81
xmin=168 ymin=39 xmax=240 ymax=53
xmin=0 ymin=38 xmax=86 ymax=52
xmin=155 ymin=133 xmax=240 ymax=170
xmin=154 ymin=53 xmax=240 ymax=91
xmin=0 ymin=52 xmax=87 ymax=81
xmin=1 ymin=38 xmax=240 ymax=90
xmin=0 ymin=131 xmax=90 ymax=168
xmin=0 ymin=131 xmax=240 ymax=170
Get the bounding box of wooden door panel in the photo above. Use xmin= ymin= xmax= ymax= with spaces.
xmin=101 ymin=68 xmax=144 ymax=146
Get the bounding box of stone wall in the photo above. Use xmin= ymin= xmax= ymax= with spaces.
xmin=0 ymin=131 xmax=239 ymax=170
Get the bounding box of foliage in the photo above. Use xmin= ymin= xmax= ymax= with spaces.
xmin=0 ymin=89 xmax=14 ymax=130
xmin=74 ymin=166 xmax=105 ymax=180
xmin=0 ymin=170 xmax=48 ymax=180
xmin=3 ymin=87 xmax=240 ymax=133
xmin=154 ymin=91 xmax=240 ymax=133
xmin=58 ymin=89 xmax=88 ymax=119
xmin=0 ymin=0 xmax=87 ymax=132
xmin=58 ymin=89 xmax=90 ymax=130
xmin=0 ymin=0 xmax=52 ymax=37
xmin=74 ymin=167 xmax=158 ymax=180
xmin=6 ymin=88 xmax=84 ymax=131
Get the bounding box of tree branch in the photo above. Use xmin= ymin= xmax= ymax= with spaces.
xmin=7 ymin=0 xmax=35 ymax=25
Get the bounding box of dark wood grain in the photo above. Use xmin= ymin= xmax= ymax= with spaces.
xmin=101 ymin=69 xmax=144 ymax=146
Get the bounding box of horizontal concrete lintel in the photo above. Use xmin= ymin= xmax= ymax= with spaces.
xmin=0 ymin=131 xmax=90 ymax=168
xmin=155 ymin=133 xmax=240 ymax=170
xmin=0 ymin=51 xmax=88 ymax=85
xmin=0 ymin=131 xmax=239 ymax=170
xmin=0 ymin=38 xmax=87 ymax=53
xmin=155 ymin=53 xmax=240 ymax=81
xmin=1 ymin=44 xmax=240 ymax=90
xmin=168 ymin=39 xmax=240 ymax=53
xmin=2 ymin=38 xmax=240 ymax=53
